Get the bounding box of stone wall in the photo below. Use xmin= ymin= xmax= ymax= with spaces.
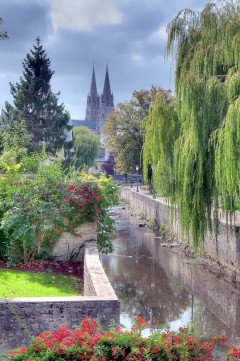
xmin=120 ymin=187 xmax=240 ymax=286
xmin=0 ymin=237 xmax=120 ymax=353
xmin=141 ymin=232 xmax=240 ymax=337
xmin=53 ymin=222 xmax=98 ymax=261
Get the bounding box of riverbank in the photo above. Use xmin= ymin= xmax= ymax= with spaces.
xmin=101 ymin=205 xmax=240 ymax=344
xmin=120 ymin=186 xmax=240 ymax=288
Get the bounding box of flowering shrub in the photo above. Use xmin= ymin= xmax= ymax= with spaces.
xmin=77 ymin=170 xmax=119 ymax=253
xmin=228 ymin=343 xmax=240 ymax=360
xmin=8 ymin=316 xmax=239 ymax=361
xmin=0 ymin=161 xmax=119 ymax=264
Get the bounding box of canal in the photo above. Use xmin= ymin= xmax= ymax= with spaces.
xmin=100 ymin=205 xmax=240 ymax=343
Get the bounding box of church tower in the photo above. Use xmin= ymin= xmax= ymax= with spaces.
xmin=85 ymin=66 xmax=100 ymax=122
xmin=97 ymin=65 xmax=114 ymax=134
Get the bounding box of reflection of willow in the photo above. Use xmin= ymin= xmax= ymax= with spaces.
xmin=104 ymin=252 xmax=190 ymax=329
xmin=191 ymin=299 xmax=232 ymax=342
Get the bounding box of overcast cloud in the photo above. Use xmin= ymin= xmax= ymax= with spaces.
xmin=0 ymin=0 xmax=208 ymax=119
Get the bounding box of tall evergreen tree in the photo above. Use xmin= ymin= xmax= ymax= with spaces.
xmin=4 ymin=37 xmax=71 ymax=155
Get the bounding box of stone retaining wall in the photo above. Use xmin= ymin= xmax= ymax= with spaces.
xmin=141 ymin=232 xmax=240 ymax=337
xmin=0 ymin=237 xmax=120 ymax=353
xmin=120 ymin=187 xmax=240 ymax=286
xmin=52 ymin=222 xmax=98 ymax=261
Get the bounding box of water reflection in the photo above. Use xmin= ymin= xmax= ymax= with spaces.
xmin=101 ymin=206 xmax=240 ymax=343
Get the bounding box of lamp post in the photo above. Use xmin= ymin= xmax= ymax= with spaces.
xmin=136 ymin=165 xmax=139 ymax=192
xmin=113 ymin=165 xmax=116 ymax=184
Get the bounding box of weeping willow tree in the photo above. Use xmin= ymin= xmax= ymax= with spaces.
xmin=143 ymin=1 xmax=240 ymax=251
xmin=214 ymin=68 xmax=240 ymax=212
xmin=142 ymin=91 xmax=179 ymax=197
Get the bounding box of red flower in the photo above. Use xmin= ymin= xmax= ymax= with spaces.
xmin=68 ymin=184 xmax=75 ymax=191
xmin=9 ymin=347 xmax=28 ymax=357
xmin=228 ymin=345 xmax=240 ymax=359
xmin=179 ymin=327 xmax=187 ymax=332
xmin=95 ymin=207 xmax=101 ymax=215
xmin=81 ymin=317 xmax=98 ymax=336
xmin=131 ymin=316 xmax=149 ymax=331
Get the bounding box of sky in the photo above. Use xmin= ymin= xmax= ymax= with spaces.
xmin=0 ymin=0 xmax=209 ymax=119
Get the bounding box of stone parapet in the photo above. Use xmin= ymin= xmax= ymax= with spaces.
xmin=84 ymin=240 xmax=119 ymax=299
xmin=0 ymin=232 xmax=120 ymax=353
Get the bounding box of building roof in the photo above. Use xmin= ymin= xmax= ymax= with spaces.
xmin=71 ymin=119 xmax=97 ymax=129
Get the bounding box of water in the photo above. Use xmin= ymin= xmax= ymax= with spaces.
xmin=100 ymin=206 xmax=240 ymax=343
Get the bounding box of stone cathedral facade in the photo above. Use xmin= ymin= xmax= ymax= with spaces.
xmin=70 ymin=66 xmax=114 ymax=138
xmin=85 ymin=65 xmax=114 ymax=135
xmin=69 ymin=66 xmax=114 ymax=164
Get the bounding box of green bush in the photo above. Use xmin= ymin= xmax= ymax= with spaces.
xmin=0 ymin=161 xmax=119 ymax=264
xmin=0 ymin=228 xmax=9 ymax=260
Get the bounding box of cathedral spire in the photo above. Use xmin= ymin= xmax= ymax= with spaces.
xmin=102 ymin=65 xmax=112 ymax=98
xmin=89 ymin=65 xmax=98 ymax=97
xmin=85 ymin=65 xmax=100 ymax=121
xmin=96 ymin=65 xmax=114 ymax=134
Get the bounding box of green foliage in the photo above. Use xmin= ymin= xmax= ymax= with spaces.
xmin=103 ymin=87 xmax=162 ymax=173
xmin=0 ymin=228 xmax=8 ymax=260
xmin=142 ymin=1 xmax=240 ymax=251
xmin=214 ymin=96 xmax=240 ymax=212
xmin=19 ymin=151 xmax=47 ymax=174
xmin=142 ymin=91 xmax=178 ymax=196
xmin=166 ymin=1 xmax=240 ymax=248
xmin=73 ymin=126 xmax=100 ymax=169
xmin=3 ymin=37 xmax=71 ymax=155
xmin=0 ymin=119 xmax=32 ymax=154
xmin=0 ymin=119 xmax=33 ymax=173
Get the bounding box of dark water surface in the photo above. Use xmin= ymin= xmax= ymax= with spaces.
xmin=100 ymin=206 xmax=240 ymax=343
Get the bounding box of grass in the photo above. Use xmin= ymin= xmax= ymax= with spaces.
xmin=0 ymin=269 xmax=80 ymax=298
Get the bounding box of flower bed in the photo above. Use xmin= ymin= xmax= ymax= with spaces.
xmin=8 ymin=316 xmax=240 ymax=361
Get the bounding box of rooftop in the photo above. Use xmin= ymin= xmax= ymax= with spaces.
xmin=71 ymin=119 xmax=97 ymax=129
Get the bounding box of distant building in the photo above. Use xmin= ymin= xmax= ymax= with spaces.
xmin=69 ymin=65 xmax=114 ymax=165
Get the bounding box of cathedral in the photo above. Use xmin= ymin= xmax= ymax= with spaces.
xmin=71 ymin=65 xmax=114 ymax=137
xmin=68 ymin=65 xmax=114 ymax=165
